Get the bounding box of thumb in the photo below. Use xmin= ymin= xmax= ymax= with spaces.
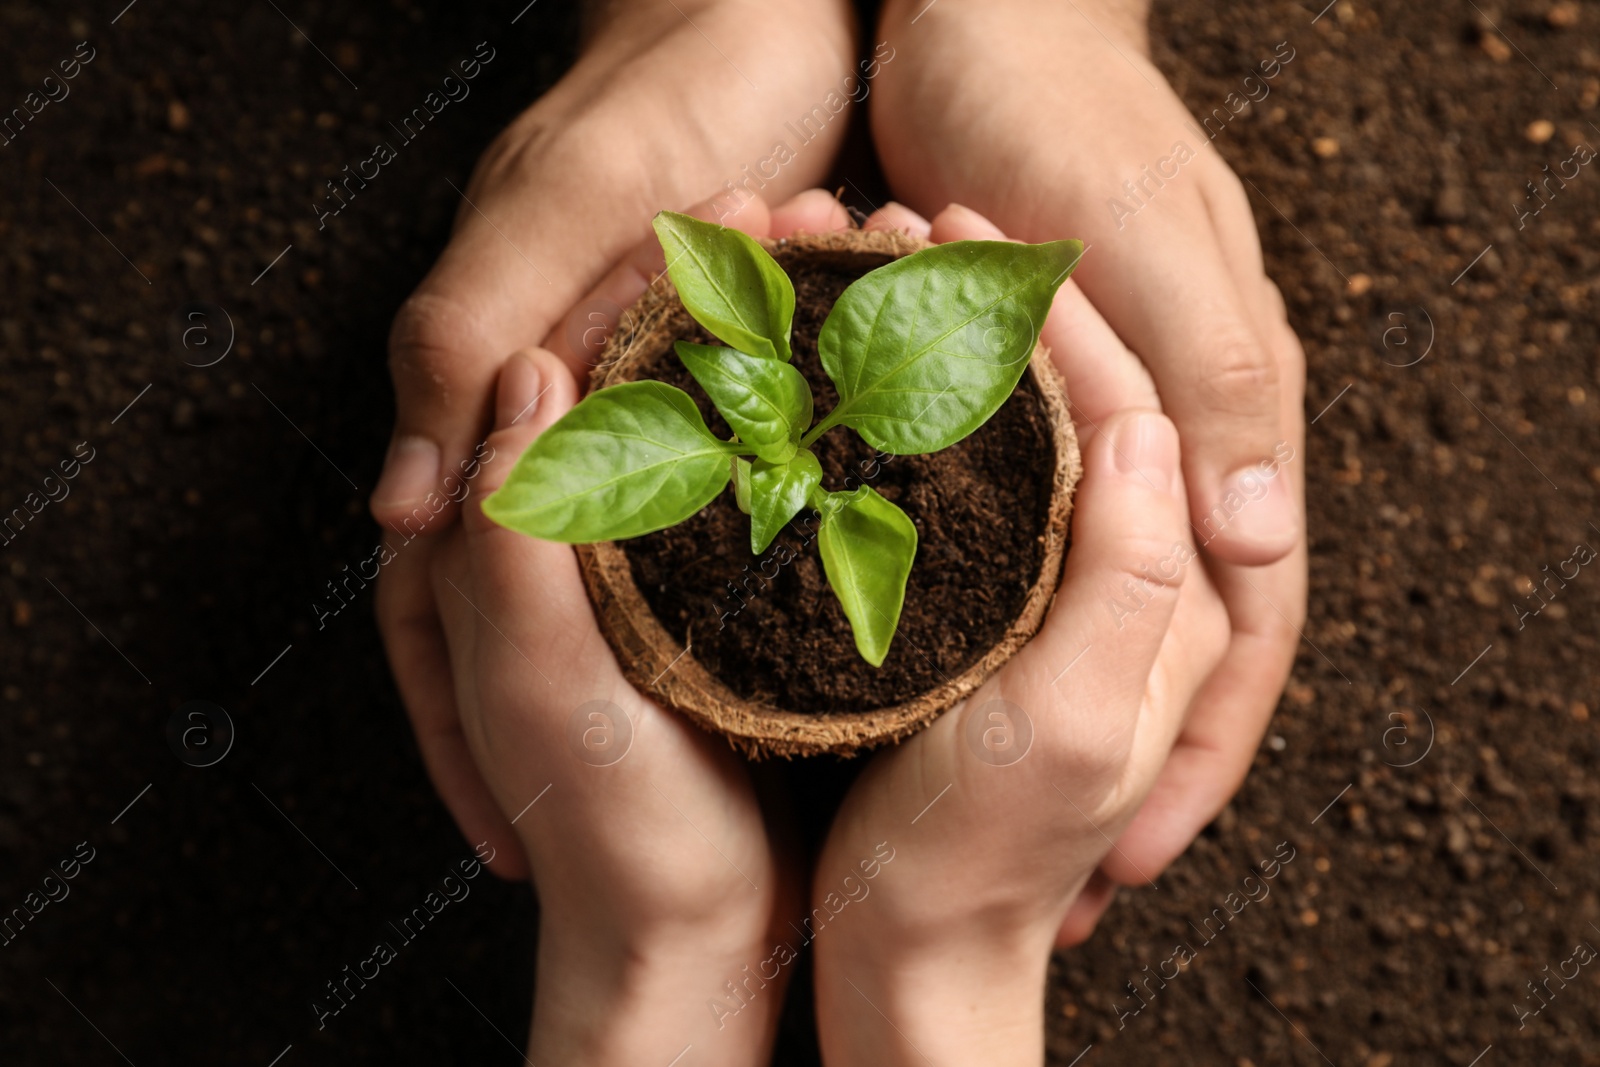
xmin=464 ymin=347 xmax=580 ymax=538
xmin=1008 ymin=410 xmax=1190 ymax=710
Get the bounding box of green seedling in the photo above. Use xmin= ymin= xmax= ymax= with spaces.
xmin=484 ymin=211 xmax=1082 ymax=666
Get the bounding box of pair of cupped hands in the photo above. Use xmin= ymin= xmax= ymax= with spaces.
xmin=368 ymin=0 xmax=1307 ymax=1062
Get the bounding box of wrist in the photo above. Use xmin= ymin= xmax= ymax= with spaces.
xmin=529 ymin=902 xmax=789 ymax=1066
xmin=518 ymin=0 xmax=859 ymax=198
xmin=817 ymin=934 xmax=1054 ymax=1066
xmin=880 ymin=0 xmax=1149 ymax=54
xmin=586 ymin=0 xmax=856 ymax=64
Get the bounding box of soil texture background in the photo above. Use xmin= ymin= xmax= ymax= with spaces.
xmin=2 ymin=1 xmax=1598 ymax=1065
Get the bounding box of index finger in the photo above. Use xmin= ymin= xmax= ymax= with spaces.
xmin=1074 ymin=213 xmax=1299 ymax=567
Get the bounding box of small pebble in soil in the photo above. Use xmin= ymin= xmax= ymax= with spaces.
xmin=1479 ymin=31 xmax=1512 ymax=62
xmin=1432 ymin=185 xmax=1468 ymax=222
xmin=1525 ymin=119 xmax=1555 ymax=144
xmin=1546 ymin=1 xmax=1580 ymax=28
xmin=1347 ymin=272 xmax=1372 ymax=295
xmin=1312 ymin=136 xmax=1341 ymax=158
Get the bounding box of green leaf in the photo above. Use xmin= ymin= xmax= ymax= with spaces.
xmin=813 ymin=239 xmax=1083 ymax=454
xmin=653 ymin=211 xmax=794 ymax=362
xmin=731 ymin=457 xmax=753 ymax=515
xmin=748 ymin=449 xmax=822 ymax=554
xmin=816 ymin=487 xmax=918 ymax=666
xmin=676 ymin=342 xmax=811 ymax=464
xmin=483 ymin=381 xmax=732 ymax=542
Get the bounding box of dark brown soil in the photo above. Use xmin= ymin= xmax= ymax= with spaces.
xmin=620 ymin=250 xmax=1056 ymax=712
xmin=4 ymin=2 xmax=1598 ymax=1066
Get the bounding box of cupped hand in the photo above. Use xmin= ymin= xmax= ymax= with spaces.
xmin=371 ymin=0 xmax=858 ymax=882
xmin=391 ymin=189 xmax=858 ymax=1065
xmin=428 ymin=344 xmax=780 ymax=1063
xmin=809 ymin=204 xmax=1230 ymax=1066
xmin=869 ymin=0 xmax=1309 ymax=921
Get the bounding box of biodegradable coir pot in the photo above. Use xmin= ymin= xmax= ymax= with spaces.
xmin=577 ymin=228 xmax=1081 ymax=757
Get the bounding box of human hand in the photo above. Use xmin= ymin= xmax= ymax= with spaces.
xmin=397 ymin=189 xmax=862 ymax=1064
xmin=425 ymin=343 xmax=785 ymax=1064
xmin=869 ymin=0 xmax=1308 ymax=928
xmin=808 ymin=203 xmax=1230 ymax=1066
xmin=371 ymin=0 xmax=857 ymax=879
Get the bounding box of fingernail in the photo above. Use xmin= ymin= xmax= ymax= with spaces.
xmin=372 ymin=436 xmax=440 ymax=509
xmin=1212 ymin=461 xmax=1298 ymax=547
xmin=1112 ymin=412 xmax=1178 ymax=489
xmin=496 ymin=351 xmax=543 ymax=429
xmin=865 ymin=202 xmax=932 ymax=237
xmin=944 ymin=203 xmax=1005 ymax=239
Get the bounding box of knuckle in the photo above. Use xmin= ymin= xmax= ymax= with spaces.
xmin=1097 ymin=538 xmax=1194 ymax=628
xmin=1208 ymin=166 xmax=1257 ymax=230
xmin=388 ymin=291 xmax=487 ymax=385
xmin=1268 ymin=595 xmax=1306 ymax=647
xmin=484 ymin=111 xmax=643 ymax=207
xmin=1036 ymin=710 xmax=1138 ymax=807
xmin=1196 ymin=327 xmax=1281 ymax=418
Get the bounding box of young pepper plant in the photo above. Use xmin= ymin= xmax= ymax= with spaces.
xmin=483 ymin=211 xmax=1082 ymax=666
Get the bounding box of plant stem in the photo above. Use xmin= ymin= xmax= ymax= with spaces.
xmin=799 ymin=407 xmax=843 ymax=449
